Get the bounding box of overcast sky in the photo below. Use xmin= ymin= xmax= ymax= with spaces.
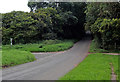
xmin=0 ymin=0 xmax=30 ymax=13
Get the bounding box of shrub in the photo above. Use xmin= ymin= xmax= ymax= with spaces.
xmin=91 ymin=18 xmax=120 ymax=50
xmin=42 ymin=33 xmax=57 ymax=40
xmin=42 ymin=39 xmax=62 ymax=45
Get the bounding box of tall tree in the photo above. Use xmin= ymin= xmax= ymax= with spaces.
xmin=85 ymin=2 xmax=120 ymax=30
xmin=85 ymin=2 xmax=120 ymax=50
xmin=2 ymin=11 xmax=38 ymax=44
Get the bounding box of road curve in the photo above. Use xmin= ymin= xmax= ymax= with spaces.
xmin=2 ymin=37 xmax=91 ymax=80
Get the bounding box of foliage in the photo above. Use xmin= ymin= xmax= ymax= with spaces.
xmin=85 ymin=2 xmax=120 ymax=30
xmin=85 ymin=2 xmax=120 ymax=50
xmin=28 ymin=2 xmax=37 ymax=12
xmin=2 ymin=50 xmax=36 ymax=67
xmin=28 ymin=1 xmax=57 ymax=12
xmin=57 ymin=3 xmax=87 ymax=38
xmin=89 ymin=39 xmax=109 ymax=53
xmin=89 ymin=39 xmax=120 ymax=53
xmin=28 ymin=2 xmax=87 ymax=39
xmin=91 ymin=18 xmax=120 ymax=50
xmin=42 ymin=33 xmax=57 ymax=40
xmin=60 ymin=53 xmax=119 ymax=80
xmin=2 ymin=7 xmax=83 ymax=44
xmin=34 ymin=7 xmax=63 ymax=39
xmin=42 ymin=39 xmax=62 ymax=44
xmin=2 ymin=11 xmax=38 ymax=44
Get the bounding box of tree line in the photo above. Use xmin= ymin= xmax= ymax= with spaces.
xmin=2 ymin=2 xmax=86 ymax=44
xmin=2 ymin=2 xmax=120 ymax=50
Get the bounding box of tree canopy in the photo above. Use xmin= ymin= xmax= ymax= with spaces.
xmin=85 ymin=2 xmax=120 ymax=50
xmin=2 ymin=4 xmax=86 ymax=44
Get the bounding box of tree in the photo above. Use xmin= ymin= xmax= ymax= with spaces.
xmin=85 ymin=2 xmax=120 ymax=30
xmin=28 ymin=2 xmax=37 ymax=12
xmin=91 ymin=18 xmax=120 ymax=50
xmin=85 ymin=2 xmax=120 ymax=50
xmin=27 ymin=2 xmax=87 ymax=38
xmin=2 ymin=11 xmax=38 ymax=44
xmin=28 ymin=1 xmax=58 ymax=12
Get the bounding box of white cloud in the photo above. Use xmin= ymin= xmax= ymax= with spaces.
xmin=0 ymin=0 xmax=30 ymax=13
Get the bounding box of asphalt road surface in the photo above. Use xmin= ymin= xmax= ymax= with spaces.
xmin=2 ymin=37 xmax=91 ymax=80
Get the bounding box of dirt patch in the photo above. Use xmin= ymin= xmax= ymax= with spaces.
xmin=110 ymin=63 xmax=117 ymax=81
xmin=32 ymin=50 xmax=66 ymax=54
xmin=88 ymin=52 xmax=120 ymax=55
xmin=103 ymin=53 xmax=120 ymax=55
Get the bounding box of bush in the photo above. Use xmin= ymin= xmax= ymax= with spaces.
xmin=42 ymin=33 xmax=57 ymax=40
xmin=42 ymin=39 xmax=62 ymax=45
xmin=91 ymin=18 xmax=120 ymax=50
xmin=2 ymin=11 xmax=38 ymax=44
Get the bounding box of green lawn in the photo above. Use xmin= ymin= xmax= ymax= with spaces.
xmin=2 ymin=49 xmax=36 ymax=67
xmin=60 ymin=53 xmax=119 ymax=80
xmin=3 ymin=39 xmax=75 ymax=52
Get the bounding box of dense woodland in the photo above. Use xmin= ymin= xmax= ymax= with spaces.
xmin=1 ymin=2 xmax=120 ymax=50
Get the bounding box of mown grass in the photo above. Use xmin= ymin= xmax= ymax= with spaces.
xmin=3 ymin=39 xmax=75 ymax=52
xmin=60 ymin=53 xmax=119 ymax=80
xmin=2 ymin=49 xmax=36 ymax=67
xmin=89 ymin=39 xmax=120 ymax=53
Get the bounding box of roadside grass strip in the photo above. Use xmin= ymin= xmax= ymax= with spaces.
xmin=2 ymin=49 xmax=36 ymax=68
xmin=60 ymin=53 xmax=119 ymax=80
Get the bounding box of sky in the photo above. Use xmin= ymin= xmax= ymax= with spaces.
xmin=0 ymin=0 xmax=30 ymax=13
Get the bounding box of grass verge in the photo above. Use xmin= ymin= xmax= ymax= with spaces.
xmin=2 ymin=49 xmax=36 ymax=67
xmin=3 ymin=40 xmax=75 ymax=52
xmin=60 ymin=53 xmax=119 ymax=80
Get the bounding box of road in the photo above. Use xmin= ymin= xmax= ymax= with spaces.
xmin=2 ymin=37 xmax=91 ymax=80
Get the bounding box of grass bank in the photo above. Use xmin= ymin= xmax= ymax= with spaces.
xmin=2 ymin=49 xmax=36 ymax=68
xmin=3 ymin=39 xmax=75 ymax=52
xmin=60 ymin=53 xmax=119 ymax=80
